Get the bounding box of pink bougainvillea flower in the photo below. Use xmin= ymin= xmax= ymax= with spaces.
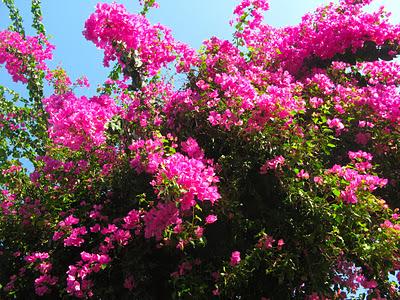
xmin=230 ymin=251 xmax=241 ymax=266
xmin=205 ymin=214 xmax=217 ymax=224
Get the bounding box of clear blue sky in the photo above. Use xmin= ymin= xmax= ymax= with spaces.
xmin=0 ymin=0 xmax=399 ymax=96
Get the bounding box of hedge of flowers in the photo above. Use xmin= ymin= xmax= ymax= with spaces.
xmin=1 ymin=0 xmax=400 ymax=298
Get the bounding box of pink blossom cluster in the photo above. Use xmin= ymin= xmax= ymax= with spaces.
xmin=24 ymin=252 xmax=49 ymax=263
xmin=1 ymin=164 xmax=22 ymax=175
xmin=0 ymin=30 xmax=54 ymax=83
xmin=59 ymin=204 xmax=149 ymax=298
xmin=52 ymin=215 xmax=87 ymax=247
xmin=152 ymin=152 xmax=220 ymax=210
xmin=28 ymin=156 xmax=92 ymax=196
xmin=33 ymin=275 xmax=58 ymax=297
xmin=381 ymin=219 xmax=400 ymax=232
xmin=305 ymin=68 xmax=400 ymax=128
xmin=63 ymin=209 xmax=140 ymax=298
xmin=128 ymin=135 xmax=220 ymax=244
xmin=356 ymin=61 xmax=400 ymax=86
xmin=130 ymin=135 xmax=220 ymax=210
xmin=122 ymin=81 xmax=173 ymax=128
xmin=358 ymin=85 xmax=400 ymax=124
xmin=144 ymin=202 xmax=179 ymax=240
xmin=64 ymin=228 xmax=133 ymax=298
xmin=348 ymin=151 xmax=373 ymax=161
xmin=325 ymin=154 xmax=388 ymax=204
xmin=75 ymin=76 xmax=90 ymax=88
xmin=327 ymin=118 xmax=345 ymax=134
xmin=83 ymin=2 xmax=197 ymax=75
xmin=122 ymin=209 xmax=141 ymax=231
xmin=237 ymin=0 xmax=400 ymax=76
xmin=171 ymin=260 xmax=193 ymax=278
xmin=256 ymin=234 xmax=284 ymax=251
xmin=0 ymin=189 xmax=16 ymax=216
xmin=232 ymin=0 xmax=270 ymax=32
xmin=162 ymin=89 xmax=195 ymax=126
xmin=0 ymin=110 xmax=27 ymax=132
xmin=45 ymin=67 xmax=73 ymax=94
xmin=205 ymin=214 xmax=217 ymax=224
xmin=260 ymin=155 xmax=285 ymax=174
xmin=66 ymin=263 xmax=95 ymax=298
xmin=129 ymin=134 xmax=165 ymax=174
xmin=24 ymin=252 xmax=58 ymax=296
xmin=334 ymin=258 xmax=378 ymax=292
xmin=230 ymin=251 xmax=241 ymax=266
xmin=43 ymin=92 xmax=119 ymax=150
xmin=164 ymin=36 xmax=305 ymax=132
xmin=297 ymin=169 xmax=310 ymax=180
xmin=180 ymin=137 xmax=205 ymax=160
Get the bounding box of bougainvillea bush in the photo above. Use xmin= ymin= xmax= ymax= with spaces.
xmin=1 ymin=0 xmax=400 ymax=298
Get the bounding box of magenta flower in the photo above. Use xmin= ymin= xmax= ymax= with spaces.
xmin=297 ymin=169 xmax=310 ymax=180
xmin=205 ymin=214 xmax=218 ymax=224
xmin=260 ymin=155 xmax=285 ymax=174
xmin=230 ymin=251 xmax=241 ymax=266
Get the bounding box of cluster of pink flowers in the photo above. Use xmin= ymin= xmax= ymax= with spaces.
xmin=0 ymin=189 xmax=16 ymax=216
xmin=325 ymin=151 xmax=388 ymax=204
xmin=237 ymin=0 xmax=400 ymax=77
xmin=232 ymin=0 xmax=270 ymax=33
xmin=0 ymin=31 xmax=54 ymax=83
xmin=0 ymin=110 xmax=27 ymax=132
xmin=313 ymin=60 xmax=400 ymax=125
xmin=121 ymin=81 xmax=173 ymax=128
xmin=1 ymin=164 xmax=22 ymax=175
xmin=130 ymin=135 xmax=220 ymax=210
xmin=348 ymin=150 xmax=373 ymax=171
xmin=43 ymin=92 xmax=119 ymax=150
xmin=256 ymin=234 xmax=284 ymax=251
xmin=128 ymin=135 xmax=220 ymax=246
xmin=184 ymin=37 xmax=255 ymax=130
xmin=334 ymin=258 xmax=378 ymax=292
xmin=129 ymin=135 xmax=165 ymax=174
xmin=152 ymin=152 xmax=220 ymax=210
xmin=230 ymin=251 xmax=241 ymax=266
xmin=143 ymin=202 xmax=179 ymax=240
xmin=297 ymin=169 xmax=310 ymax=180
xmin=64 ymin=225 xmax=135 ymax=298
xmin=45 ymin=67 xmax=73 ymax=94
xmin=205 ymin=214 xmax=217 ymax=224
xmin=359 ymin=85 xmax=400 ymax=124
xmin=24 ymin=252 xmax=58 ymax=296
xmin=357 ymin=61 xmax=400 ymax=86
xmin=52 ymin=215 xmax=87 ymax=247
xmin=83 ymin=2 xmax=197 ymax=75
xmin=63 ymin=208 xmax=141 ymax=298
xmin=381 ymin=219 xmax=400 ymax=231
xmin=260 ymin=155 xmax=285 ymax=174
xmin=180 ymin=137 xmax=205 ymax=160
xmin=327 ymin=118 xmax=345 ymax=134
xmin=163 ymin=35 xmax=305 ymax=132
xmin=24 ymin=252 xmax=49 ymax=263
xmin=66 ymin=263 xmax=94 ymax=298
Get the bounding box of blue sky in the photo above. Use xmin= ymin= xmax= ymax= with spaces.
xmin=0 ymin=0 xmax=399 ymax=96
